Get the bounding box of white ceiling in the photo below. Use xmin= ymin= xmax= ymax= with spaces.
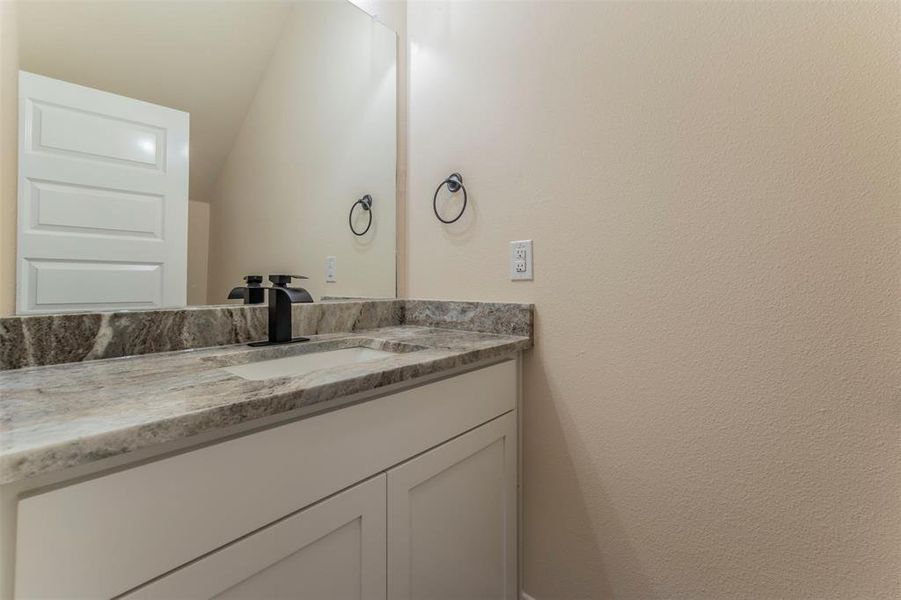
xmin=17 ymin=0 xmax=295 ymax=203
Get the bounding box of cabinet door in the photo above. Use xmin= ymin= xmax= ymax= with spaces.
xmin=125 ymin=474 xmax=387 ymax=600
xmin=387 ymin=412 xmax=517 ymax=600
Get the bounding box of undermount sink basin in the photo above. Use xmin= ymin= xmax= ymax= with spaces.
xmin=223 ymin=346 xmax=400 ymax=381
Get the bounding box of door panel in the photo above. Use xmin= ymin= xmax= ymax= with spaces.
xmin=124 ymin=474 xmax=387 ymax=600
xmin=30 ymin=101 xmax=166 ymax=169
xmin=28 ymin=180 xmax=164 ymax=238
xmin=387 ymin=413 xmax=517 ymax=600
xmin=28 ymin=260 xmax=162 ymax=309
xmin=17 ymin=71 xmax=188 ymax=313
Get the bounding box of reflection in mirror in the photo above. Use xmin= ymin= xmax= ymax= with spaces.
xmin=7 ymin=0 xmax=396 ymax=314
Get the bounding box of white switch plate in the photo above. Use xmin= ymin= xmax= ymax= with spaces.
xmin=325 ymin=256 xmax=337 ymax=283
xmin=510 ymin=240 xmax=533 ymax=281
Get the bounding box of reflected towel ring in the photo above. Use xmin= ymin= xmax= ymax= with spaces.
xmin=349 ymin=194 xmax=373 ymax=236
xmin=433 ymin=173 xmax=467 ymax=224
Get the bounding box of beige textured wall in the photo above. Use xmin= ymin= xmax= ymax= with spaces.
xmin=406 ymin=2 xmax=900 ymax=598
xmin=187 ymin=200 xmax=209 ymax=305
xmin=0 ymin=1 xmax=17 ymax=315
xmin=208 ymin=0 xmax=396 ymax=302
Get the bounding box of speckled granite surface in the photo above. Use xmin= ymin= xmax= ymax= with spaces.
xmin=405 ymin=299 xmax=533 ymax=338
xmin=0 ymin=326 xmax=530 ymax=484
xmin=0 ymin=300 xmax=405 ymax=370
xmin=0 ymin=299 xmax=532 ymax=370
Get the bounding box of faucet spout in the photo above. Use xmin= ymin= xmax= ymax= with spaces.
xmin=228 ymin=274 xmax=313 ymax=346
xmin=266 ymin=285 xmax=313 ymax=344
xmin=272 ymin=286 xmax=313 ymax=304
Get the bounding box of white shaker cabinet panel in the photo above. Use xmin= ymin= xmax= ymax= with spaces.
xmin=387 ymin=412 xmax=518 ymax=600
xmin=124 ymin=474 xmax=387 ymax=600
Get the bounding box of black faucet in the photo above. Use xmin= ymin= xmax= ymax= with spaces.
xmin=228 ymin=274 xmax=313 ymax=346
xmin=227 ymin=275 xmax=266 ymax=304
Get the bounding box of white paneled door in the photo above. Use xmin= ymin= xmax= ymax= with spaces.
xmin=17 ymin=71 xmax=189 ymax=314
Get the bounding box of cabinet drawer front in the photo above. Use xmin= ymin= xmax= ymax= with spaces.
xmin=15 ymin=360 xmax=516 ymax=599
xmin=124 ymin=475 xmax=387 ymax=600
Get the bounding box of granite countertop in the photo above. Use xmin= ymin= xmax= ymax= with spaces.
xmin=0 ymin=326 xmax=530 ymax=485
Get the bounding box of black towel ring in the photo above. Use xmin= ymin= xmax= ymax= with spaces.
xmin=349 ymin=194 xmax=373 ymax=236
xmin=433 ymin=173 xmax=467 ymax=224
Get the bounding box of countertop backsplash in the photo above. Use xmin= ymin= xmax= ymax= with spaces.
xmin=0 ymin=299 xmax=533 ymax=370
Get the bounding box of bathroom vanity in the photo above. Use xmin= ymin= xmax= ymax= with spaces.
xmin=0 ymin=300 xmax=532 ymax=599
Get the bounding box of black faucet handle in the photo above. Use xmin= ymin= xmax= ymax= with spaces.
xmin=244 ymin=275 xmax=263 ymax=286
xmin=269 ymin=274 xmax=308 ymax=286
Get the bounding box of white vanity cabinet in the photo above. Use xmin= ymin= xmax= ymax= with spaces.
xmin=10 ymin=359 xmax=520 ymax=599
